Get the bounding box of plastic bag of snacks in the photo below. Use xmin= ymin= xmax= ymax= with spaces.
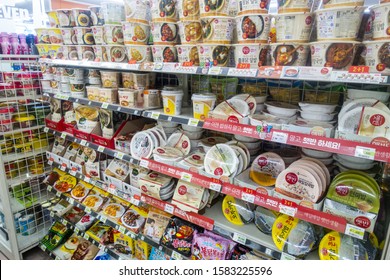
xmin=191 ymin=231 xmax=233 ymax=260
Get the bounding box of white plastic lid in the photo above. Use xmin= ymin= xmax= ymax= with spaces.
xmin=204 ymin=144 xmax=238 ymax=177
xmin=191 ymin=93 xmax=217 ymax=101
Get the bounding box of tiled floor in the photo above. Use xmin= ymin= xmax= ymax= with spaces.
xmin=0 ymin=246 xmax=52 ymax=260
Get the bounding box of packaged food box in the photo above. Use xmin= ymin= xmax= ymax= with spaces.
xmin=81 ymin=187 xmax=110 ymax=213
xmin=118 ymin=204 xmax=148 ymax=233
xmin=134 ymin=239 xmax=151 ymax=260
xmin=60 ymin=142 xmax=81 ymax=169
xmin=86 ymin=220 xmax=115 ymax=245
xmin=149 ymin=247 xmax=171 ymax=260
xmin=62 ymin=206 xmax=85 ymax=224
xmin=70 ymin=180 xmax=94 ymax=202
xmin=171 ymin=180 xmax=209 ymax=213
xmin=70 ymin=239 xmax=99 ymax=260
xmin=112 ymin=231 xmax=134 ymax=259
xmin=100 ymin=194 xmax=130 ymax=222
xmin=143 ymin=208 xmax=172 ymax=243
xmin=50 ymin=199 xmax=73 ymax=217
xmin=138 ymin=171 xmax=174 ymax=201
xmin=281 ymin=120 xmax=335 ymax=138
xmin=103 ymin=159 xmax=131 ymax=189
xmin=75 ymin=213 xmax=96 ymax=231
xmin=53 ymin=233 xmax=83 ymax=260
xmin=40 ymin=221 xmax=73 ymax=251
xmin=233 ymin=168 xmax=274 ymax=196
xmin=114 ymin=119 xmax=150 ymax=154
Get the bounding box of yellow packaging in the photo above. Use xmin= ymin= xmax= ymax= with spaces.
xmin=113 ymin=232 xmax=134 ymax=257
xmin=272 ymin=215 xmax=299 ymax=252
xmin=191 ymin=94 xmax=216 ymax=120
xmin=134 ymin=239 xmax=151 ymax=260
xmin=162 ymin=91 xmax=183 ymax=116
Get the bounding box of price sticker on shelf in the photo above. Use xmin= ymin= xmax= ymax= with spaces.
xmin=280 ymin=252 xmax=296 ymax=260
xmin=208 ymin=67 xmax=222 ymax=75
xmin=56 ymin=191 xmax=61 ymax=197
xmin=80 ymin=140 xmax=87 ymax=146
xmin=130 ymin=197 xmax=140 ymax=206
xmin=187 ymin=118 xmax=199 ymax=127
xmin=265 ymin=248 xmax=272 ymax=256
xmin=133 ymin=110 xmax=139 ymax=115
xmin=43 ymin=127 xmax=49 ymax=133
xmin=171 ymin=251 xmax=183 ymax=260
xmin=140 ymin=159 xmax=149 ymax=168
xmin=345 ymin=224 xmax=365 ymax=240
xmin=241 ymin=192 xmax=255 ymax=204
xmin=68 ymin=198 xmax=74 ymax=205
xmin=115 ymin=152 xmax=125 ymax=159
xmin=209 ymin=182 xmax=222 ymax=192
xmin=151 ymin=112 xmax=160 ymax=119
xmin=60 ymin=133 xmax=67 ymax=139
xmin=279 ymin=204 xmax=297 ymax=217
xmin=153 ymin=62 xmax=163 ymax=71
xmin=74 ymin=227 xmax=80 ymax=234
xmin=167 ymin=116 xmax=172 ymax=122
xmin=164 ymin=204 xmax=175 ymax=214
xmin=97 ymin=146 xmax=105 ymax=153
xmin=60 ymin=164 xmax=66 ymax=171
xmin=99 ymin=215 xmax=107 ymax=223
xmin=180 ymin=172 xmax=192 ymax=182
xmin=40 ymin=244 xmax=47 ymax=251
xmin=271 ymin=131 xmax=288 ymax=144
xmin=83 ymin=233 xmax=90 ymax=240
xmin=232 ymin=232 xmax=247 ymax=245
xmin=85 ymin=207 xmax=92 ymax=214
xmin=140 ymin=235 xmax=145 ymax=241
xmin=158 ymin=246 xmax=163 ymax=251
xmin=116 ymin=106 xmax=121 ymax=112
xmin=98 ymin=244 xmax=106 ymax=250
xmin=69 ymin=170 xmax=76 ymax=176
xmin=354 ymin=146 xmax=375 ymax=160
xmin=50 ymin=211 xmax=54 ymax=218
xmin=101 ymin=102 xmax=109 ymax=109
xmin=119 ymin=226 xmax=126 ymax=234
xmin=47 ymin=186 xmax=52 ymax=192
xmin=62 ymin=219 xmax=68 ymax=226
xmin=84 ymin=177 xmax=92 ymax=183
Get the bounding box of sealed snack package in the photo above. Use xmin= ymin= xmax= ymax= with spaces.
xmin=149 ymin=247 xmax=171 ymax=260
xmin=75 ymin=214 xmax=96 ymax=231
xmin=191 ymin=231 xmax=230 ymax=260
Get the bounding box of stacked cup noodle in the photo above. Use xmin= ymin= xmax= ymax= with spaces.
xmin=310 ymin=1 xmax=366 ymax=71
xmin=233 ymin=0 xmax=271 ymax=69
xmin=122 ymin=0 xmax=153 ymax=64
xmin=150 ymin=0 xmax=180 ymax=63
xmin=271 ymin=0 xmax=314 ymax=67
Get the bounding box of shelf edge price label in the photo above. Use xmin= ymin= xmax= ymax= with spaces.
xmin=116 ymin=152 xmax=125 ymax=159
xmin=265 ymin=248 xmax=272 ymax=256
xmin=232 ymin=232 xmax=247 ymax=245
xmin=187 ymin=118 xmax=199 ymax=127
xmin=241 ymin=192 xmax=255 ymax=204
xmin=74 ymin=227 xmax=80 ymax=234
xmin=348 ymin=66 xmax=369 ymax=74
xmin=55 ymin=256 xmax=61 ymax=260
xmin=47 ymin=185 xmax=52 ymax=192
xmin=68 ymin=198 xmax=74 ymax=205
xmin=43 ymin=127 xmax=49 ymax=133
xmin=56 ymin=191 xmax=61 ymax=197
xmin=280 ymin=252 xmax=296 ymax=260
xmin=180 ymin=172 xmax=192 ymax=182
xmin=119 ymin=226 xmax=126 ymax=234
xmin=209 ymin=182 xmax=221 ymax=192
xmin=278 ymin=204 xmax=297 ymax=217
xmin=140 ymin=159 xmax=149 ymax=168
xmin=151 ymin=112 xmax=160 ymax=119
xmin=171 ymin=250 xmax=183 ymax=260
xmin=97 ymin=146 xmax=105 ymax=153
xmin=354 ymin=146 xmax=375 ymax=160
xmin=40 ymin=244 xmax=47 ymax=251
xmin=69 ymin=170 xmax=76 ymax=176
xmin=60 ymin=132 xmax=67 ymax=139
xmin=271 ymin=131 xmax=288 ymax=144
xmin=83 ymin=233 xmax=90 ymax=240
xmin=62 ymin=219 xmax=68 ymax=226
xmin=208 ymin=67 xmax=222 ymax=75
xmin=98 ymin=244 xmax=105 ymax=250
xmin=80 ymin=140 xmax=87 ymax=146
xmin=164 ymin=203 xmax=175 ymax=214
xmin=345 ymin=224 xmax=365 ymax=240
xmin=153 ymin=62 xmax=163 ymax=70
xmin=130 ymin=197 xmax=140 ymax=206
xmin=99 ymin=215 xmax=107 ymax=223
xmin=85 ymin=207 xmax=92 ymax=214
xmin=50 ymin=211 xmax=54 ymax=218
xmin=101 ymin=102 xmax=109 ymax=109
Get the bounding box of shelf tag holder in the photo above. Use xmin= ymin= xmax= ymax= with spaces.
xmin=232 ymin=232 xmax=247 ymax=245
xmin=345 ymin=224 xmax=365 ymax=240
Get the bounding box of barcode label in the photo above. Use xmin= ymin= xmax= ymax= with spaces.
xmin=241 ymin=192 xmax=255 ymax=203
xmin=164 ymin=204 xmax=174 ymax=214
xmin=209 ymin=182 xmax=222 ymax=192
xmin=232 ymin=232 xmax=247 ymax=245
xmin=180 ymin=172 xmax=192 ymax=182
xmin=345 ymin=224 xmax=365 ymax=240
xmin=101 ymin=102 xmax=109 ymax=109
xmin=279 ymin=205 xmax=297 ymax=217
xmin=271 ymin=131 xmax=288 ymax=144
xmin=171 ymin=250 xmax=183 ymax=260
xmin=354 ymin=146 xmax=375 ymax=160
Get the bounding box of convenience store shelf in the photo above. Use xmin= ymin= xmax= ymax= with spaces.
xmin=143 ymin=108 xmax=203 ymax=127
xmin=8 ymin=169 xmax=51 ymax=188
xmin=2 ymin=147 xmax=48 ymax=162
xmin=0 ymin=95 xmax=43 ymax=103
xmin=18 ymin=221 xmax=51 ymax=252
xmin=10 ymin=192 xmax=53 ymax=214
xmin=1 ymin=124 xmax=46 ymax=136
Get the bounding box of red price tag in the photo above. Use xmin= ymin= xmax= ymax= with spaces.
xmin=128 ymin=59 xmax=137 ymax=64
xmin=281 ymin=199 xmax=298 ymax=208
xmin=237 ymin=63 xmax=250 ymax=69
xmin=348 ymin=66 xmax=369 ymax=74
xmin=182 ymin=61 xmax=193 ymax=67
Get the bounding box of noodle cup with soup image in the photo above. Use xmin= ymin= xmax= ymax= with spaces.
xmin=361 ymin=40 xmax=390 ymax=75
xmin=234 ymin=44 xmax=269 ymax=68
xmin=275 ymin=12 xmax=313 ymax=43
xmin=177 ymin=20 xmax=203 ymax=44
xmin=176 ymin=0 xmax=200 ymax=20
xmin=236 ymin=0 xmax=271 ymax=16
xmin=270 ymin=43 xmax=309 ymax=66
xmin=150 ymin=0 xmax=179 ymax=23
xmin=122 ymin=21 xmax=150 ymax=45
xmin=124 ymin=0 xmax=150 ymax=24
xmin=235 ymin=14 xmax=271 ymax=44
xmin=125 ymin=45 xmax=153 ymax=63
xmin=198 ymin=44 xmax=231 ymax=67
xmin=103 ymin=24 xmax=124 ymax=45
xmin=151 ymin=22 xmax=179 ymax=45
xmin=152 ymin=45 xmax=178 ymax=62
xmin=176 ymin=45 xmax=200 ymax=66
xmin=200 ymin=16 xmax=234 ymax=44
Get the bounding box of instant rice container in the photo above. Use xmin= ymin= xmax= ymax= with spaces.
xmin=123 ymin=0 xmax=150 ymax=24
xmin=204 ymin=143 xmax=239 ymax=177
xmin=198 ymin=44 xmax=231 ymax=66
xmin=177 ymin=20 xmax=203 ymax=44
xmin=235 ymin=14 xmax=271 ymax=43
xmin=176 ymin=45 xmax=200 ymax=65
xmin=250 ymin=152 xmax=285 ymax=187
xmin=150 ymin=0 xmax=179 ymax=22
xmin=104 ymin=45 xmax=127 ymax=62
xmin=56 ymin=9 xmax=76 ymax=27
xmin=361 ymin=40 xmax=390 ymax=75
xmin=275 ymin=12 xmax=313 ymax=43
xmin=191 ymin=93 xmax=216 ymax=120
xmin=103 ymin=24 xmax=124 ymax=44
xmin=236 ymin=0 xmax=270 ymax=16
xmin=152 ymin=45 xmax=178 ymax=62
xmin=270 ymin=43 xmax=309 ymax=66
xmin=222 ymin=195 xmax=255 ymax=225
xmin=162 ymin=90 xmax=184 ymax=115
xmin=125 ymin=45 xmax=152 ymax=63
xmin=151 ymin=22 xmax=179 ymax=45
xmin=70 ymin=83 xmax=86 ymax=98
xmin=101 ymin=2 xmax=125 ymax=24
xmin=91 ymin=26 xmax=104 ymax=44
xmin=122 ymin=21 xmax=150 ymax=45
xmin=233 ymin=44 xmax=269 ymax=68
xmin=72 ymin=8 xmax=92 ymax=27
xmin=200 ymin=16 xmax=234 ymax=44
xmin=323 ymin=0 xmax=365 ymax=8
xmin=130 ymin=131 xmax=156 ymax=160
xmin=277 ymin=0 xmax=313 ymax=13
xmin=86 ymin=86 xmax=100 ymax=101
xmin=176 ymin=0 xmax=200 ymax=20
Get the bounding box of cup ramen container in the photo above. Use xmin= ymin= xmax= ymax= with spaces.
xmin=124 ymin=0 xmax=150 ymax=24
xmin=101 ymin=2 xmax=126 ymax=24
xmin=323 ymin=0 xmax=364 ymax=8
xmin=199 ymin=0 xmax=231 ymax=17
xmin=103 ymin=24 xmax=124 ymax=44
xmin=56 ymin=9 xmax=76 ymax=27
xmin=275 ymin=12 xmax=313 ymax=43
xmin=36 ymin=44 xmax=49 ymax=57
xmin=152 ymin=45 xmax=178 ymax=62
xmin=36 ymin=28 xmax=50 ymax=44
xmin=76 ymin=45 xmax=95 ymax=61
xmin=371 ymin=3 xmax=390 ymax=41
xmin=122 ymin=72 xmax=136 ymax=89
xmin=104 ymin=45 xmax=127 ymax=62
xmin=50 ymin=80 xmax=60 ymax=94
xmin=176 ymin=0 xmax=200 ymax=20
xmin=91 ymin=26 xmax=104 ymax=45
xmin=70 ymin=82 xmax=86 ymax=98
xmin=150 ymin=0 xmax=179 ymax=23
xmin=310 ymin=41 xmax=359 ymax=71
xmin=176 ymin=45 xmax=200 ymax=65
xmin=177 ymin=20 xmax=203 ymax=44
xmin=47 ymin=11 xmax=59 ymax=27
xmin=48 ymin=44 xmax=64 ymax=59
xmin=87 ymin=70 xmax=101 ymax=85
xmin=47 ymin=28 xmax=63 ymax=44
xmin=162 ymin=90 xmax=184 ymax=115
xmin=235 ymin=14 xmax=271 ymax=43
xmin=41 ymin=64 xmax=53 ymax=80
xmin=68 ymin=68 xmax=85 ymax=83
xmin=63 ymin=45 xmax=79 ymax=60
xmin=151 ymin=22 xmax=179 ymax=45
xmin=74 ymin=27 xmax=95 ymax=45
xmin=234 ymin=44 xmax=269 ymax=68
xmin=236 ymin=0 xmax=271 ymax=16
xmin=361 ymin=40 xmax=390 ymax=75
xmin=122 ymin=21 xmax=150 ymax=45
xmin=60 ymin=28 xmax=77 ymax=45
xmin=61 ymin=82 xmax=71 ymax=93
xmin=89 ymin=6 xmax=105 ymax=26
xmin=119 ymin=88 xmax=138 ymax=107
xmin=40 ymin=80 xmax=52 ymax=92
xmin=101 ymin=71 xmax=121 ymax=88
xmin=93 ymin=45 xmax=108 ymax=61
xmin=198 ymin=44 xmax=231 ymax=67
xmin=192 ymin=94 xmax=216 ymax=120
xmin=201 ymin=16 xmax=234 ymax=44
xmin=125 ymin=45 xmax=152 ymax=63
xmin=277 ymin=0 xmax=314 ymax=13
xmin=72 ymin=8 xmax=92 ymax=27
xmin=270 ymin=43 xmax=309 ymax=66
xmin=315 ymin=6 xmax=365 ymax=41
xmin=86 ymin=86 xmax=99 ymax=101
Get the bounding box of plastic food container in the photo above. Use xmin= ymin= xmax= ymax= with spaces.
xmin=265 ymin=101 xmax=298 ymax=117
xmin=63 ymin=45 xmax=78 ymax=60
xmin=323 ymin=0 xmax=364 ymax=8
xmin=92 ymin=45 xmax=107 ymax=61
xmin=67 ymin=68 xmax=85 ymax=83
xmin=124 ymin=0 xmax=150 ymax=24
xmin=70 ymin=83 xmax=86 ymax=97
xmin=275 ymin=12 xmax=313 ymax=43
xmin=371 ymin=3 xmax=390 ymax=41
xmin=86 ymin=86 xmax=100 ymax=100
xmin=74 ymin=27 xmax=95 ymax=45
xmin=150 ymin=0 xmax=179 ymax=22
xmin=118 ymin=89 xmax=137 ymax=107
xmin=48 ymin=28 xmax=63 ymax=44
xmin=91 ymin=26 xmax=104 ymax=44
xmin=151 ymin=22 xmax=179 ymax=45
xmin=310 ymin=41 xmax=359 ymax=70
xmin=234 ymin=44 xmax=269 ymax=68
xmin=300 ymin=110 xmax=336 ymax=122
xmin=176 ymin=45 xmax=200 ymax=65
xmin=199 ymin=0 xmax=231 ymax=17
xmin=162 ymin=90 xmax=184 ymax=115
xmin=177 ymin=20 xmax=203 ymax=44
xmin=14 ymin=115 xmax=36 ymax=128
xmin=36 ymin=28 xmax=49 ymax=43
xmin=72 ymin=8 xmax=92 ymax=27
xmin=47 ymin=11 xmax=59 ymax=27
xmin=191 ymin=94 xmax=216 ymax=120
xmin=200 ymin=16 xmax=234 ymax=44
xmin=133 ymin=73 xmax=150 ymax=89
xmin=98 ymin=88 xmax=118 ymax=103
xmin=104 ymin=45 xmax=127 ymax=62
xmin=122 ymin=21 xmax=150 ymax=45
xmin=101 ymin=2 xmax=125 ymax=24
xmin=61 ymin=82 xmax=71 ymax=93
xmin=152 ymin=45 xmax=178 ymax=62
xmin=140 ymin=89 xmax=161 ymax=108
xmin=235 ymin=14 xmax=271 ymax=43
xmin=76 ymin=45 xmax=95 ymax=61
xmin=89 ymin=6 xmax=105 ymax=26
xmin=60 ymin=28 xmax=77 ymax=45
xmin=277 ymin=0 xmax=312 ymax=13
xmin=360 ymin=40 xmax=390 ymax=74
xmin=103 ymin=24 xmax=124 ymax=44
xmin=270 ymin=43 xmax=309 ymax=66
xmin=236 ymin=0 xmax=270 ymax=16
xmin=56 ymin=9 xmax=76 ymax=27
xmin=125 ymin=45 xmax=152 ymax=63
xmin=176 ymin=0 xmax=200 ymax=20
xmin=315 ymin=6 xmax=365 ymax=41
xmin=101 ymin=71 xmax=121 ymax=88
xmin=0 ymin=107 xmax=15 ymax=121
xmin=198 ymin=44 xmax=231 ymax=67
xmin=87 ymin=70 xmax=101 ymax=84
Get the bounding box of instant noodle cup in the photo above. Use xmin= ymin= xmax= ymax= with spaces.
xmin=191 ymin=93 xmax=216 ymax=120
xmin=48 ymin=28 xmax=63 ymax=44
xmin=60 ymin=28 xmax=77 ymax=45
xmin=122 ymin=72 xmax=136 ymax=89
xmin=87 ymin=70 xmax=101 ymax=85
xmin=122 ymin=21 xmax=150 ymax=45
xmin=48 ymin=44 xmax=64 ymax=59
xmin=176 ymin=0 xmax=200 ymax=20
xmin=70 ymin=82 xmax=86 ymax=98
xmin=74 ymin=27 xmax=95 ymax=45
xmin=176 ymin=45 xmax=200 ymax=66
xmin=152 ymin=45 xmax=178 ymax=62
xmin=63 ymin=45 xmax=79 ymax=60
xmin=89 ymin=6 xmax=105 ymax=26
xmin=315 ymin=6 xmax=365 ymax=41
xmin=67 ymin=68 xmax=85 ymax=83
xmin=151 ymin=22 xmax=179 ymax=45
xmin=361 ymin=40 xmax=390 ymax=75
xmin=76 ymin=45 xmax=95 ymax=61
xmin=92 ymin=26 xmax=104 ymax=44
xmin=371 ymin=3 xmax=390 ymax=41
xmin=199 ymin=0 xmax=231 ymax=17
xmin=233 ymin=44 xmax=269 ymax=68
xmin=101 ymin=2 xmax=125 ymax=24
xmin=322 ymin=0 xmax=364 ymax=8
xmin=104 ymin=45 xmax=127 ymax=62
xmin=162 ymin=89 xmax=184 ymax=115
xmin=270 ymin=43 xmax=309 ymax=66
xmin=275 ymin=12 xmax=313 ymax=43
xmin=124 ymin=0 xmax=150 ymax=24
xmin=177 ymin=20 xmax=203 ymax=44
xmin=277 ymin=0 xmax=313 ymax=13
xmin=72 ymin=8 xmax=92 ymax=27
xmin=236 ymin=0 xmax=271 ymax=16
xmin=150 ymin=0 xmax=179 ymax=23
xmin=310 ymin=41 xmax=359 ymax=71
xmin=198 ymin=44 xmax=231 ymax=67
xmin=36 ymin=28 xmax=50 ymax=44
xmin=103 ymin=24 xmax=124 ymax=44
xmin=100 ymin=71 xmax=121 ymax=88
xmin=118 ymin=88 xmax=138 ymax=107
xmin=200 ymin=16 xmax=234 ymax=44
xmin=47 ymin=11 xmax=59 ymax=27
xmin=56 ymin=9 xmax=75 ymax=27
xmin=93 ymin=45 xmax=108 ymax=61
xmin=235 ymin=14 xmax=271 ymax=43
xmin=125 ymin=45 xmax=152 ymax=63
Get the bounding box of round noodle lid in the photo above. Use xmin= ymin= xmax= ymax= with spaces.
xmin=289 ymin=161 xmax=324 ymax=197
xmin=167 ymin=132 xmax=191 ymax=155
xmin=204 ymin=144 xmax=239 ymax=177
xmin=338 ymin=98 xmax=378 ymax=122
xmin=213 ymin=99 xmax=251 ymax=118
xmin=227 ymin=140 xmax=250 ymax=169
xmin=250 ymin=152 xmax=286 ymax=187
xmin=275 ymin=167 xmax=322 ymax=203
xmin=231 ymin=94 xmax=257 ymax=115
xmin=299 ymin=157 xmax=331 ymax=187
xmin=333 ymin=170 xmax=380 ymax=196
xmin=338 ymin=107 xmax=364 ymax=134
xmin=130 ymin=131 xmax=154 ymax=160
xmin=153 ymin=146 xmax=184 ymax=159
xmin=230 ymin=145 xmax=248 ymax=173
xmin=183 ymin=150 xmax=205 ymax=168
